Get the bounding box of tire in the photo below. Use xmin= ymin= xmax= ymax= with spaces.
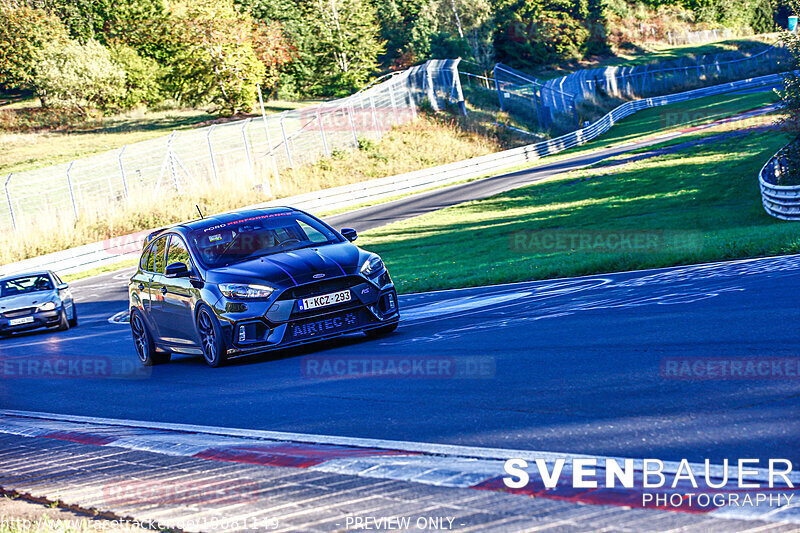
xmin=130 ymin=309 xmax=170 ymax=366
xmin=57 ymin=309 xmax=70 ymax=331
xmin=68 ymin=304 xmax=78 ymax=328
xmin=197 ymin=306 xmax=227 ymax=368
xmin=365 ymin=321 xmax=398 ymax=338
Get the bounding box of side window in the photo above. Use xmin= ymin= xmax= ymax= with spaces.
xmin=166 ymin=235 xmax=194 ymax=273
xmin=297 ymin=221 xmax=328 ymax=243
xmin=52 ymin=273 xmax=63 ymax=285
xmin=140 ymin=244 xmax=154 ymax=272
xmin=153 ymin=237 xmax=168 ymax=274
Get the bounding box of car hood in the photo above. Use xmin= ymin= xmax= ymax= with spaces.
xmin=0 ymin=290 xmax=58 ymax=311
xmin=205 ymin=242 xmax=363 ymax=287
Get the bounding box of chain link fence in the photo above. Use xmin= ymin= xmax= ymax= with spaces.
xmin=494 ymin=42 xmax=790 ymax=130
xmin=1 ymin=59 xmax=464 ymax=234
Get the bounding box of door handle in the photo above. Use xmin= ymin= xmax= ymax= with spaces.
xmin=138 ymin=283 xmax=145 ymax=291
xmin=160 ymin=286 xmax=168 ymax=295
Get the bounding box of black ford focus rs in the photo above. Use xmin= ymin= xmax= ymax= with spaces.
xmin=128 ymin=207 xmax=399 ymax=367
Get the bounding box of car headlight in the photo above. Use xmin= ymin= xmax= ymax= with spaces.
xmin=360 ymin=255 xmax=384 ymax=276
xmin=38 ymin=301 xmax=57 ymax=311
xmin=218 ymin=283 xmax=275 ymax=299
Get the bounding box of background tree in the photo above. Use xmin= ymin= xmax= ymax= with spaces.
xmin=34 ymin=38 xmax=126 ymax=114
xmin=168 ymin=0 xmax=266 ymax=115
xmin=305 ymin=0 xmax=385 ymax=95
xmin=0 ymin=3 xmax=68 ymax=90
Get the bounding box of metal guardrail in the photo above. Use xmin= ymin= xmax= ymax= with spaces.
xmin=759 ymin=146 xmax=800 ymax=220
xmin=0 ymin=71 xmax=786 ymax=278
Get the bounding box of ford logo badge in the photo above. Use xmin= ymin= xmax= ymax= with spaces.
xmin=313 ymin=273 xmax=325 ymax=279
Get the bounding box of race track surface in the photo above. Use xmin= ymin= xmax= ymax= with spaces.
xmin=2 ymin=254 xmax=799 ymax=465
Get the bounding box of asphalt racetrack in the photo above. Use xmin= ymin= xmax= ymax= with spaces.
xmin=1 ymin=104 xmax=797 ymax=469
xmin=2 ymin=252 xmax=799 ymax=466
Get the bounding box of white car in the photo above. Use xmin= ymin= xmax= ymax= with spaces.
xmin=0 ymin=270 xmax=77 ymax=337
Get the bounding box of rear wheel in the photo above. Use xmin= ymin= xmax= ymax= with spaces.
xmin=68 ymin=305 xmax=78 ymax=328
xmin=130 ymin=309 xmax=169 ymax=366
xmin=365 ymin=322 xmax=398 ymax=338
xmin=197 ymin=306 xmax=227 ymax=368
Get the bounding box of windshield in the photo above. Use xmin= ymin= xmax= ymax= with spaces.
xmin=0 ymin=274 xmax=54 ymax=298
xmin=190 ymin=212 xmax=341 ymax=269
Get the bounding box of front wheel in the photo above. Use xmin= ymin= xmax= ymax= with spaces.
xmin=365 ymin=322 xmax=398 ymax=338
xmin=68 ymin=305 xmax=78 ymax=328
xmin=197 ymin=306 xmax=227 ymax=368
xmin=130 ymin=309 xmax=169 ymax=366
xmin=57 ymin=309 xmax=70 ymax=331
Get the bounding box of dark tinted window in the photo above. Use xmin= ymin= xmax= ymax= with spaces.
xmin=153 ymin=237 xmax=168 ymax=274
xmin=0 ymin=274 xmax=54 ymax=297
xmin=166 ymin=235 xmax=193 ymax=273
xmin=190 ymin=211 xmax=340 ymax=268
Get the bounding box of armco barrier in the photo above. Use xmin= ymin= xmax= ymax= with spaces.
xmin=759 ymin=146 xmax=800 ymax=220
xmin=0 ymin=72 xmax=786 ymax=278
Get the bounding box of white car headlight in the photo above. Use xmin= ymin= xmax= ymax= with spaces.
xmin=360 ymin=255 xmax=384 ymax=276
xmin=219 ymin=283 xmax=275 ymax=299
xmin=38 ymin=301 xmax=57 ymax=311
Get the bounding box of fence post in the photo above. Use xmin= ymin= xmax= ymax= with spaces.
xmin=316 ymin=107 xmax=330 ymax=156
xmin=4 ymin=173 xmax=16 ymax=232
xmin=347 ymin=103 xmax=359 ymax=147
xmin=424 ymin=62 xmax=438 ymax=111
xmin=279 ymin=111 xmax=294 ymax=168
xmin=117 ymin=146 xmax=129 ymax=199
xmin=167 ymin=131 xmax=180 ymax=192
xmin=66 ymin=161 xmax=78 ymax=220
xmin=257 ymin=84 xmax=280 ymax=189
xmin=241 ymin=118 xmax=256 ymax=185
xmin=388 ymin=83 xmax=400 ymax=125
xmin=368 ymin=94 xmax=382 ymax=140
xmin=206 ymin=126 xmax=219 ymax=184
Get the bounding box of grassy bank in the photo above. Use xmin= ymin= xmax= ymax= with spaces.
xmin=0 ymin=99 xmax=311 ymax=175
xmin=524 ymin=36 xmax=776 ymax=81
xmin=361 ymin=123 xmax=795 ymax=294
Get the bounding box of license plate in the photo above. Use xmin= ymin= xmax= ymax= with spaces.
xmin=9 ymin=316 xmax=34 ymax=326
xmin=299 ymin=289 xmax=352 ymax=311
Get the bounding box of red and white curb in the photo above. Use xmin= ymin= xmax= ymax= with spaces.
xmin=0 ymin=409 xmax=798 ymax=525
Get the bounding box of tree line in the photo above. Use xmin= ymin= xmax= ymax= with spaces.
xmin=0 ymin=0 xmax=790 ymax=116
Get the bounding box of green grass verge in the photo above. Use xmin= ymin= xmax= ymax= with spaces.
xmin=361 ymin=126 xmax=796 ymax=294
xmin=61 ymin=260 xmax=138 ymax=283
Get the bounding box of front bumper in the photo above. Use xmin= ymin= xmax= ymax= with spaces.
xmin=213 ymin=274 xmax=399 ymax=357
xmin=0 ymin=308 xmax=61 ymax=334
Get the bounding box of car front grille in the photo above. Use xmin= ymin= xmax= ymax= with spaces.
xmin=2 ymin=307 xmax=36 ymax=318
xmin=280 ymin=276 xmax=363 ymax=300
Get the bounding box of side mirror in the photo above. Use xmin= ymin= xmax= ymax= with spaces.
xmin=56 ymin=283 xmax=68 ymax=290
xmin=165 ymin=262 xmax=190 ymax=278
xmin=341 ymin=228 xmax=358 ymax=242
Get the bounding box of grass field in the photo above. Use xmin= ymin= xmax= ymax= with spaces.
xmin=0 ymin=99 xmax=313 ymax=175
xmin=360 ymin=119 xmax=794 ymax=294
xmin=531 ymin=36 xmax=777 ymax=80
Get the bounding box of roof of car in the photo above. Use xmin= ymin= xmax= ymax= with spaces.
xmin=0 ymin=270 xmax=52 ymax=283
xmin=176 ymin=206 xmax=298 ymax=232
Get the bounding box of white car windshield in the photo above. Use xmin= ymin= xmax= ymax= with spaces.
xmin=0 ymin=275 xmax=53 ymax=298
